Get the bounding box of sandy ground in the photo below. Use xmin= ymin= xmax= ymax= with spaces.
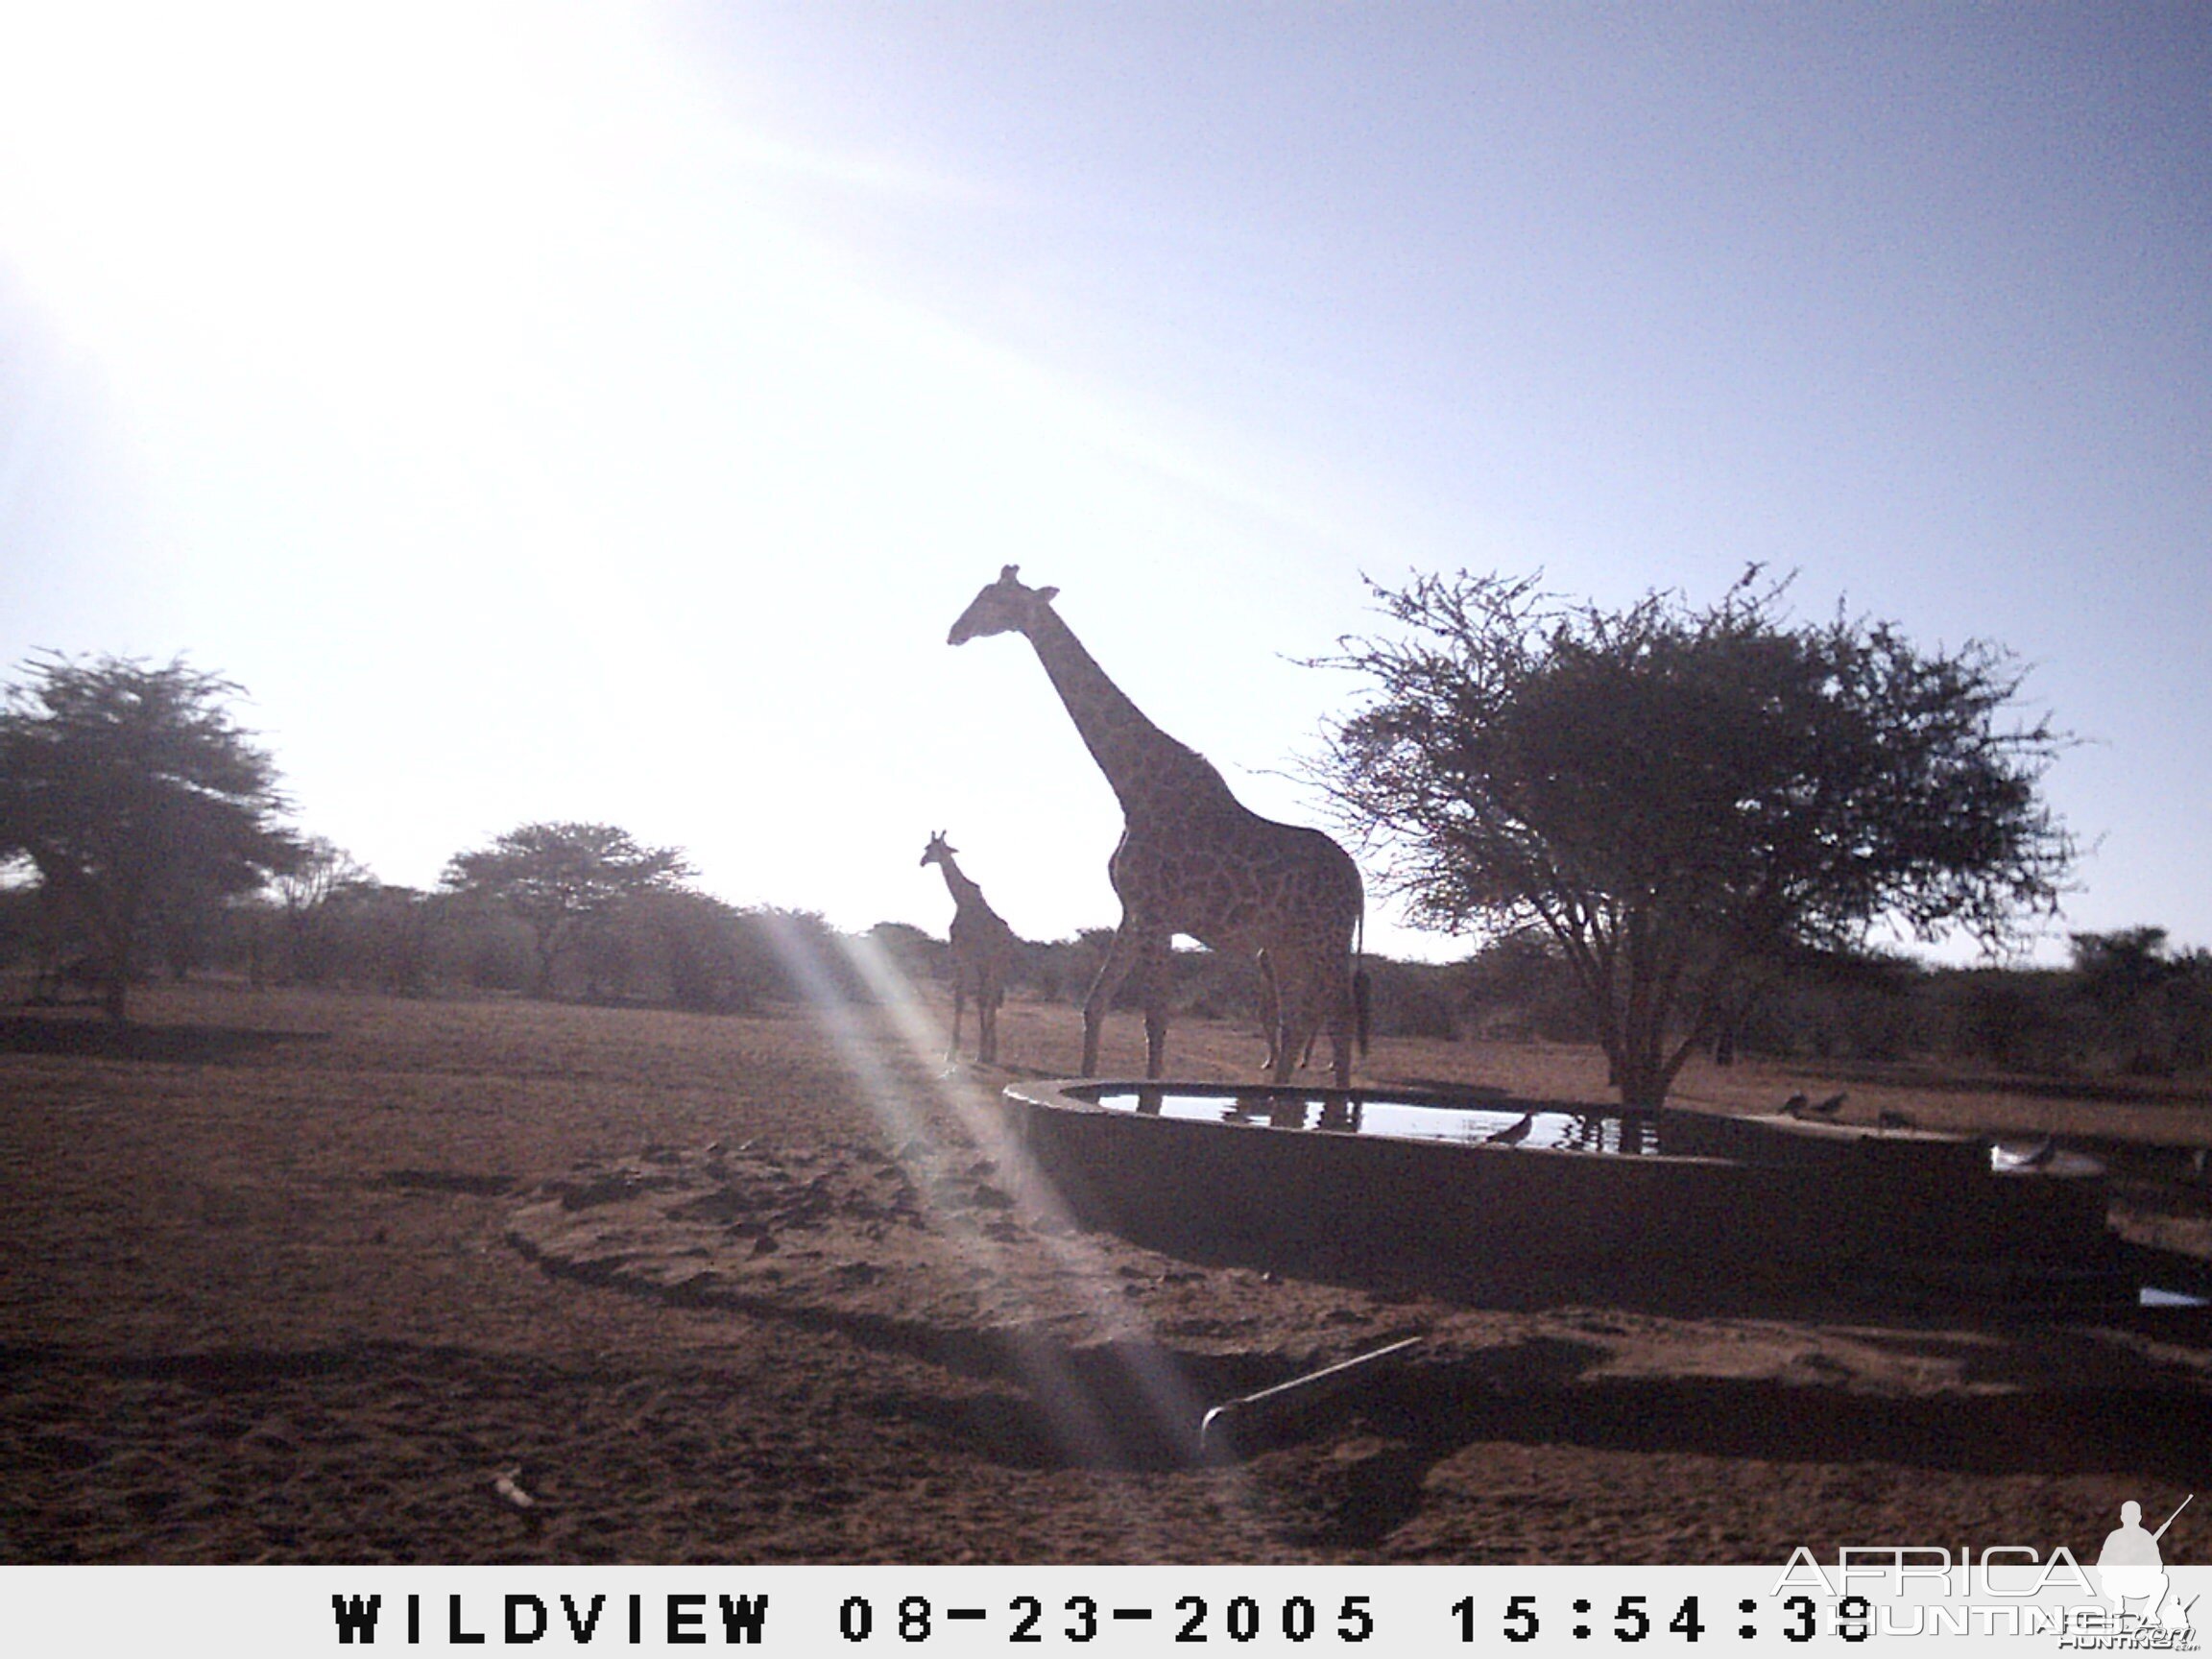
xmin=3 ymin=980 xmax=2210 ymax=1565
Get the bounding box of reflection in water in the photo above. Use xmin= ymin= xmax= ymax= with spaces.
xmin=1087 ymin=1089 xmax=1668 ymax=1156
xmin=1211 ymin=1095 xmax=1366 ymax=1135
xmin=1316 ymin=1098 xmax=1364 ymax=1135
xmin=1558 ymin=1114 xmax=1603 ymax=1154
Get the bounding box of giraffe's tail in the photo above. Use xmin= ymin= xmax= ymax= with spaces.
xmin=1353 ymin=908 xmax=1371 ymax=1058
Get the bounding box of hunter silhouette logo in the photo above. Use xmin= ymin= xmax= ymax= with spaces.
xmin=2098 ymin=1496 xmax=2194 ymax=1633
xmin=1774 ymin=1493 xmax=2199 ymax=1643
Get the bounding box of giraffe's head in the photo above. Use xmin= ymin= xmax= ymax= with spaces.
xmin=948 ymin=565 xmax=1059 ymax=645
xmin=920 ymin=830 xmax=956 ymax=868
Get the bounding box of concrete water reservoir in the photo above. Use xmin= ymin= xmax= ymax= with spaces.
xmin=999 ymin=1079 xmax=2110 ymax=1279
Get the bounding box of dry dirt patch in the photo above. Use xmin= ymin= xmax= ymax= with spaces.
xmin=5 ymin=982 xmax=2211 ymax=1563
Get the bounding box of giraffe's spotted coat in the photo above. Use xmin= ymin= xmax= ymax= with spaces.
xmin=950 ymin=566 xmax=1366 ymax=1086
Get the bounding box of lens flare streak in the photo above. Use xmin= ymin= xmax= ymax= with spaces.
xmin=756 ymin=917 xmax=1216 ymax=1472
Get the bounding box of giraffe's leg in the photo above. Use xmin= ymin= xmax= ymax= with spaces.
xmin=1274 ymin=958 xmax=1327 ymax=1088
xmin=1263 ymin=949 xmax=1321 ymax=1072
xmin=1082 ymin=921 xmax=1152 ymax=1077
xmin=948 ymin=975 xmax=966 ymax=1064
xmin=1257 ymin=950 xmax=1283 ymax=1077
xmin=1268 ymin=963 xmax=1302 ymax=1087
xmin=1326 ymin=950 xmax=1358 ymax=1090
xmin=1138 ymin=934 xmax=1172 ymax=1080
xmin=979 ymin=975 xmax=1000 ymax=1065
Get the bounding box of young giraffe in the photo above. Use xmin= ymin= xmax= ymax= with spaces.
xmin=948 ymin=566 xmax=1367 ymax=1086
xmin=919 ymin=831 xmax=1019 ymax=1066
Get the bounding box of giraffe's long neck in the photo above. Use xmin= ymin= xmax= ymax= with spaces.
xmin=1021 ymin=606 xmax=1235 ymax=819
xmin=935 ymin=854 xmax=986 ymax=915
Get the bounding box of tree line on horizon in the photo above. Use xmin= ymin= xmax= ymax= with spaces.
xmin=3 ymin=570 xmax=2206 ymax=1096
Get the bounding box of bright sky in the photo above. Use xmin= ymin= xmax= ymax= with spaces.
xmin=1 ymin=2 xmax=2205 ymax=966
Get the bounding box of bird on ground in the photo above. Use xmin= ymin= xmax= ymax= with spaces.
xmin=1486 ymin=1112 xmax=1535 ymax=1146
xmin=1809 ymin=1092 xmax=1848 ymax=1118
xmin=1877 ymin=1110 xmax=1916 ymax=1133
xmin=1781 ymin=1092 xmax=1811 ymax=1118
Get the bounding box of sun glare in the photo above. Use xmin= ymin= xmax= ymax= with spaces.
xmin=0 ymin=9 xmax=1093 ymax=796
xmin=0 ymin=3 xmax=1354 ymax=596
xmin=807 ymin=924 xmax=1219 ymax=1470
xmin=1 ymin=1 xmax=1383 ymax=940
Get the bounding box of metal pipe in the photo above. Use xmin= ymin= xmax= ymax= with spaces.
xmin=1197 ymin=1335 xmax=1424 ymax=1461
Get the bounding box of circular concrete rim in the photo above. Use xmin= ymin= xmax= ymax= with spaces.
xmin=1000 ymin=1076 xmax=1744 ymax=1166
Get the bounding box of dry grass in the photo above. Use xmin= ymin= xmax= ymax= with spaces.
xmin=2 ymin=979 xmax=2208 ymax=1564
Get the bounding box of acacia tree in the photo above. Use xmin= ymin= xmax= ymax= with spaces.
xmin=268 ymin=835 xmax=373 ymax=986
xmin=0 ymin=655 xmax=302 ymax=1022
xmin=442 ymin=821 xmax=691 ymax=998
xmin=1310 ymin=571 xmax=2076 ymax=1107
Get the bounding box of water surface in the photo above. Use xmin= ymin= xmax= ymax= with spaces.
xmin=1084 ymin=1088 xmax=1671 ymax=1156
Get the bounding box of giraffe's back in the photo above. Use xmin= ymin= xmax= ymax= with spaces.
xmin=1111 ymin=808 xmax=1360 ymax=958
xmin=950 ymin=904 xmax=1017 ymax=955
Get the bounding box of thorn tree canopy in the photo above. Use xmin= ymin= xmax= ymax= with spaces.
xmin=1309 ymin=571 xmax=2077 ymax=1107
xmin=442 ymin=821 xmax=692 ymax=998
xmin=0 ymin=654 xmax=303 ymax=1022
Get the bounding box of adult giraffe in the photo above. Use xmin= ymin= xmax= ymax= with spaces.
xmin=948 ymin=565 xmax=1367 ymax=1086
xmin=919 ymin=831 xmax=1018 ymax=1066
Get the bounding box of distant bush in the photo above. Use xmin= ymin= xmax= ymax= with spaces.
xmin=142 ymin=882 xmax=897 ymax=1014
xmin=20 ymin=840 xmax=2201 ymax=1081
xmin=1357 ymin=958 xmax=1462 ymax=1041
xmin=866 ymin=922 xmax=944 ymax=991
xmin=1455 ymin=931 xmax=1596 ymax=1044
